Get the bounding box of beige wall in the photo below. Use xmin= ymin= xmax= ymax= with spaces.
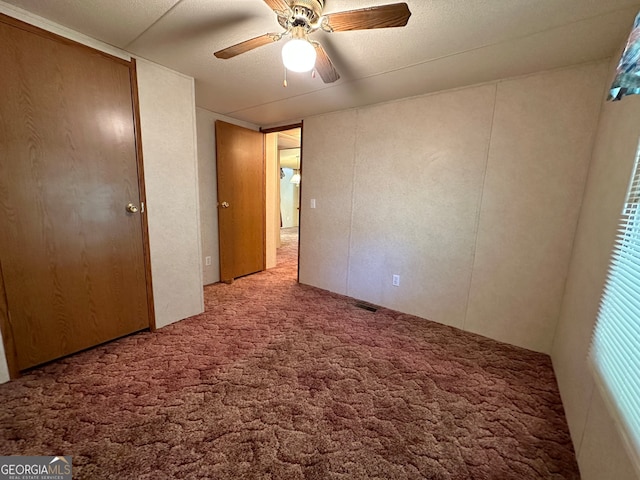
xmin=136 ymin=59 xmax=204 ymax=329
xmin=195 ymin=108 xmax=258 ymax=285
xmin=348 ymin=84 xmax=495 ymax=329
xmin=265 ymin=133 xmax=279 ymax=269
xmin=465 ymin=65 xmax=607 ymax=352
xmin=300 ymin=61 xmax=608 ymax=354
xmin=299 ymin=110 xmax=357 ymax=294
xmin=551 ymin=61 xmax=640 ymax=477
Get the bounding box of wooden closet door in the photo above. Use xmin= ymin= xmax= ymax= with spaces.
xmin=0 ymin=20 xmax=150 ymax=370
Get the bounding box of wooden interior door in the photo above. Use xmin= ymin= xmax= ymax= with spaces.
xmin=216 ymin=121 xmax=265 ymax=282
xmin=0 ymin=18 xmax=151 ymax=370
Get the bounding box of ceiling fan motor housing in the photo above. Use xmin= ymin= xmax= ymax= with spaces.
xmin=288 ymin=0 xmax=325 ymax=30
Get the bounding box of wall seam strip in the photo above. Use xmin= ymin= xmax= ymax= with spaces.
xmin=576 ymin=381 xmax=596 ymax=457
xmin=344 ymin=110 xmax=360 ymax=296
xmin=462 ymin=83 xmax=499 ymax=331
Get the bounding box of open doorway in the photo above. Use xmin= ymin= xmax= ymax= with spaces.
xmin=264 ymin=125 xmax=302 ymax=275
xmin=279 ymin=143 xmax=300 ymax=270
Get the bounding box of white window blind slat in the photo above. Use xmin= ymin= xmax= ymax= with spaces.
xmin=596 ymin=315 xmax=640 ymax=378
xmin=600 ymin=314 xmax=640 ymax=354
xmin=596 ymin=313 xmax=640 ymax=383
xmin=596 ymin=357 xmax=640 ymax=420
xmin=604 ymin=278 xmax=640 ymax=319
xmin=596 ymin=359 xmax=640 ymax=437
xmin=607 ymin=270 xmax=640 ymax=301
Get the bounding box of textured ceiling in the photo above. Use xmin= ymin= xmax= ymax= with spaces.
xmin=3 ymin=0 xmax=640 ymax=127
xmin=3 ymin=0 xmax=181 ymax=46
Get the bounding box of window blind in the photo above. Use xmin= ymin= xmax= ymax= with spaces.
xmin=591 ymin=144 xmax=640 ymax=466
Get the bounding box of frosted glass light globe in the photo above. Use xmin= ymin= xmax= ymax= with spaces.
xmin=281 ymin=38 xmax=316 ymax=73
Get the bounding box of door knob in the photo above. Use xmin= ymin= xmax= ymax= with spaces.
xmin=126 ymin=203 xmax=139 ymax=213
xmin=221 ymin=201 xmax=230 ymax=208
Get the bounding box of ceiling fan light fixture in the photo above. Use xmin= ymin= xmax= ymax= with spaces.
xmin=281 ymin=27 xmax=316 ymax=73
xmin=282 ymin=38 xmax=316 ymax=72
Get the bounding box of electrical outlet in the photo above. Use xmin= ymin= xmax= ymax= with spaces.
xmin=310 ymin=198 xmax=316 ymax=209
xmin=205 ymin=256 xmax=212 ymax=266
xmin=392 ymin=274 xmax=400 ymax=287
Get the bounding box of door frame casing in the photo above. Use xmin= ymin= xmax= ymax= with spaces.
xmin=0 ymin=13 xmax=156 ymax=379
xmin=130 ymin=58 xmax=157 ymax=332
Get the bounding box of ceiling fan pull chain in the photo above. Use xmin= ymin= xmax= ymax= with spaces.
xmin=283 ymin=66 xmax=288 ymax=87
xmin=312 ymin=69 xmax=316 ymax=79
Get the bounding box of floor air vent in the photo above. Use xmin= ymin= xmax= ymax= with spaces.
xmin=354 ymin=301 xmax=378 ymax=312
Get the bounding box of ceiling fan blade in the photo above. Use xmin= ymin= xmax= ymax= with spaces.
xmin=322 ymin=3 xmax=411 ymax=32
xmin=313 ymin=43 xmax=340 ymax=84
xmin=214 ymin=34 xmax=280 ymax=59
xmin=262 ymin=0 xmax=290 ymax=13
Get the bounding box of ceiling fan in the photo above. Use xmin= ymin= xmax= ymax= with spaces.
xmin=213 ymin=0 xmax=411 ymax=84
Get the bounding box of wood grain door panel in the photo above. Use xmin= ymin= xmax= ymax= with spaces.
xmin=216 ymin=121 xmax=265 ymax=282
xmin=0 ymin=20 xmax=150 ymax=369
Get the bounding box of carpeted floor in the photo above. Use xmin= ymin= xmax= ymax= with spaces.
xmin=0 ymin=227 xmax=580 ymax=479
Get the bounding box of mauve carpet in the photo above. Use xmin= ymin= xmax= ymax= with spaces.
xmin=0 ymin=227 xmax=579 ymax=479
